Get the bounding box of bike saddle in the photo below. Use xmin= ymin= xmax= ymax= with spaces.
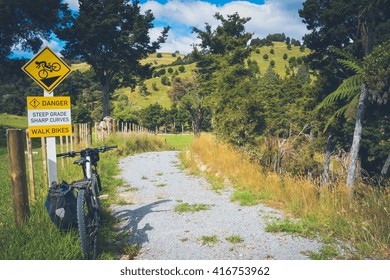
xmin=73 ymin=159 xmax=89 ymax=166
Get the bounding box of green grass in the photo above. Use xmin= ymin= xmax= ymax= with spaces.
xmin=70 ymin=62 xmax=90 ymax=72
xmin=230 ymin=190 xmax=259 ymax=206
xmin=250 ymin=42 xmax=310 ymax=77
xmin=0 ymin=113 xmax=28 ymax=129
xmin=226 ymin=235 xmax=244 ymax=244
xmin=116 ymin=63 xmax=196 ymax=109
xmin=200 ymin=235 xmax=219 ymax=245
xmin=163 ymin=134 xmax=194 ymax=150
xmin=174 ymin=203 xmax=211 ymax=213
xmin=141 ymin=52 xmax=185 ymax=66
xmin=265 ymin=215 xmax=322 ymax=238
xmin=308 ymin=245 xmax=343 ymax=260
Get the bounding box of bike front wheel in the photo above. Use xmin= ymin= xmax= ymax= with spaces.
xmin=77 ymin=189 xmax=98 ymax=259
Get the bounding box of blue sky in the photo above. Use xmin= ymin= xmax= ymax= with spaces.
xmin=13 ymin=0 xmax=307 ymax=57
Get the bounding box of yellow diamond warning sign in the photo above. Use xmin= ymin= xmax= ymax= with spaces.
xmin=27 ymin=96 xmax=72 ymax=138
xmin=22 ymin=46 xmax=72 ymax=92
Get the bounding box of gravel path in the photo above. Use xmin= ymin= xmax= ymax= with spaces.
xmin=111 ymin=151 xmax=324 ymax=260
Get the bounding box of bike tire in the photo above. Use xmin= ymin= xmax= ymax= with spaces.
xmin=77 ymin=189 xmax=98 ymax=259
xmin=38 ymin=70 xmax=48 ymax=79
xmin=52 ymin=62 xmax=61 ymax=71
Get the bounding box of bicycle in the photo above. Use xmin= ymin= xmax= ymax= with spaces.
xmin=35 ymin=60 xmax=61 ymax=79
xmin=56 ymin=145 xmax=117 ymax=259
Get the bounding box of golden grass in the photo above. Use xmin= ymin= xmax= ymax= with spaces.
xmin=183 ymin=134 xmax=390 ymax=259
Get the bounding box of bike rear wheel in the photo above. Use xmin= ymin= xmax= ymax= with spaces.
xmin=77 ymin=189 xmax=98 ymax=259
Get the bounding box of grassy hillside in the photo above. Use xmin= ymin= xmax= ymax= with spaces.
xmin=141 ymin=52 xmax=185 ymax=66
xmin=250 ymin=41 xmax=309 ymax=76
xmin=70 ymin=62 xmax=90 ymax=72
xmin=0 ymin=114 xmax=27 ymax=129
xmin=0 ymin=114 xmax=28 ymax=147
xmin=73 ymin=44 xmax=309 ymax=111
xmin=122 ymin=42 xmax=309 ymax=110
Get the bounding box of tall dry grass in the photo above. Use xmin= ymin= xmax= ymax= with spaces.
xmin=183 ymin=134 xmax=390 ymax=259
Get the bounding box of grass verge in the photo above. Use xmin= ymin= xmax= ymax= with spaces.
xmin=0 ymin=132 xmax=169 ymax=259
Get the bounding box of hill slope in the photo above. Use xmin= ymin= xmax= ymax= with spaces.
xmin=72 ymin=44 xmax=309 ymax=111
xmin=120 ymin=42 xmax=309 ymax=110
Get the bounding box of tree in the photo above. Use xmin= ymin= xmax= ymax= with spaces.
xmin=139 ymin=103 xmax=166 ymax=133
xmin=56 ymin=0 xmax=169 ymax=117
xmin=192 ymin=13 xmax=261 ymax=144
xmin=0 ymin=0 xmax=69 ymax=60
xmin=168 ymin=76 xmax=209 ymax=137
xmin=300 ymin=0 xmax=390 ymax=188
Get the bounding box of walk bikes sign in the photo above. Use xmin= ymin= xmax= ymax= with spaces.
xmin=22 ymin=46 xmax=72 ymax=92
xmin=27 ymin=96 xmax=72 ymax=137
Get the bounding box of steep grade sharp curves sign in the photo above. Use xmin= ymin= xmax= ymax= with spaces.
xmin=22 ymin=46 xmax=72 ymax=92
xmin=27 ymin=96 xmax=72 ymax=138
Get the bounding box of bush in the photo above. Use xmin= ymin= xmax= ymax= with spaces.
xmin=178 ymin=65 xmax=185 ymax=73
xmin=156 ymin=53 xmax=163 ymax=58
xmin=161 ymin=75 xmax=170 ymax=86
xmin=263 ymin=54 xmax=269 ymax=60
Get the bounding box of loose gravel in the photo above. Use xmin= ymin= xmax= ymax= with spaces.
xmin=111 ymin=151 xmax=324 ymax=260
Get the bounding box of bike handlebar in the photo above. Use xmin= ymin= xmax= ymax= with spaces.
xmin=57 ymin=145 xmax=118 ymax=158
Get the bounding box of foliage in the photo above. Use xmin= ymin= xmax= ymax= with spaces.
xmin=362 ymin=40 xmax=390 ymax=104
xmin=168 ymin=75 xmax=210 ymax=137
xmin=56 ymin=0 xmax=169 ymax=116
xmin=139 ymin=103 xmax=166 ymax=132
xmin=0 ymin=59 xmax=41 ymax=115
xmin=0 ymin=0 xmax=69 ymax=60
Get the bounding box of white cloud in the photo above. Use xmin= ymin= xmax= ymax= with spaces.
xmin=63 ymin=0 xmax=79 ymax=11
xmin=142 ymin=0 xmax=219 ymax=28
xmin=150 ymin=27 xmax=200 ymax=54
xmin=142 ymin=0 xmax=307 ymax=54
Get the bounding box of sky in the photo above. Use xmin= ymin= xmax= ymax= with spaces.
xmin=14 ymin=0 xmax=308 ymax=57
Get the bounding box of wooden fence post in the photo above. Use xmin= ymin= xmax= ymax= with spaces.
xmin=73 ymin=124 xmax=80 ymax=146
xmin=59 ymin=136 xmax=64 ymax=168
xmin=41 ymin=137 xmax=48 ymax=188
xmin=88 ymin=122 xmax=93 ymax=146
xmin=25 ymin=129 xmax=35 ymax=203
xmin=7 ymin=129 xmax=30 ymax=227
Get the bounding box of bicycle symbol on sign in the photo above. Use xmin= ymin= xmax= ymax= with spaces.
xmin=35 ymin=61 xmax=61 ymax=79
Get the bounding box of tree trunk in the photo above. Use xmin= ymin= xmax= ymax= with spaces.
xmin=346 ymin=83 xmax=367 ymax=189
xmin=380 ymin=153 xmax=390 ymax=178
xmin=192 ymin=107 xmax=202 ymax=138
xmin=101 ymin=79 xmax=110 ymax=118
xmin=323 ymin=134 xmax=332 ymax=185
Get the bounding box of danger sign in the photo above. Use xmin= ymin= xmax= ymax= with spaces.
xmin=22 ymin=46 xmax=72 ymax=92
xmin=27 ymin=96 xmax=72 ymax=138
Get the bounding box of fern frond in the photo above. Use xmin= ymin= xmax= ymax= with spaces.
xmin=337 ymin=58 xmax=362 ymax=73
xmin=344 ymin=94 xmax=359 ymax=120
xmin=323 ymin=103 xmax=351 ymax=132
xmin=317 ymin=75 xmax=362 ymax=109
xmin=330 ymin=48 xmax=359 ymax=63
